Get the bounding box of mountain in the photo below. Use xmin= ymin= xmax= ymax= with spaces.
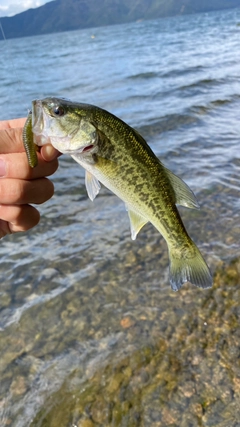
xmin=1 ymin=0 xmax=240 ymax=39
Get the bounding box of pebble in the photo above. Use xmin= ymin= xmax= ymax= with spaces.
xmin=120 ymin=316 xmax=136 ymax=328
xmin=10 ymin=376 xmax=27 ymax=396
xmin=41 ymin=268 xmax=59 ymax=279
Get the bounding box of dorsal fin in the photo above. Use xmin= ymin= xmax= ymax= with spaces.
xmin=164 ymin=166 xmax=199 ymax=209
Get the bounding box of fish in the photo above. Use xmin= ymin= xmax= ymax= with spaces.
xmin=23 ymin=96 xmax=212 ymax=291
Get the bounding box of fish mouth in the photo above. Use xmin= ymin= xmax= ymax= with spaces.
xmin=31 ymin=98 xmax=98 ymax=154
xmin=32 ymin=100 xmax=44 ymax=136
xmin=31 ymin=99 xmax=52 ymax=146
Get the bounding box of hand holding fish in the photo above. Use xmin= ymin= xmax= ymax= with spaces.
xmin=0 ymin=118 xmax=59 ymax=238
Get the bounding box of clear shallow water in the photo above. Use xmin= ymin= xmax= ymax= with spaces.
xmin=0 ymin=8 xmax=240 ymax=427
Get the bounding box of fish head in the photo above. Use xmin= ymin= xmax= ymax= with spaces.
xmin=32 ymin=97 xmax=98 ymax=155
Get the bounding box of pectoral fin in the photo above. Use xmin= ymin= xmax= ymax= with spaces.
xmin=164 ymin=167 xmax=199 ymax=209
xmin=126 ymin=205 xmax=148 ymax=240
xmin=85 ymin=170 xmax=101 ymax=201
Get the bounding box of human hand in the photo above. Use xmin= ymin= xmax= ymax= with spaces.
xmin=0 ymin=118 xmax=60 ymax=238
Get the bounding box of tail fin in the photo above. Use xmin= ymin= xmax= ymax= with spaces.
xmin=169 ymin=243 xmax=212 ymax=291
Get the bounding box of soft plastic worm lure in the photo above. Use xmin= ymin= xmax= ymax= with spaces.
xmin=22 ymin=111 xmax=38 ymax=168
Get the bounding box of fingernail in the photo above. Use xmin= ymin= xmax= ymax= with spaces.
xmin=0 ymin=159 xmax=6 ymax=177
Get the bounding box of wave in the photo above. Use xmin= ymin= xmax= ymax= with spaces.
xmin=127 ymin=71 xmax=159 ymax=80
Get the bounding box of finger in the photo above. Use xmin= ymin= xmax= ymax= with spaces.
xmin=0 ymin=178 xmax=54 ymax=205
xmin=0 ymin=152 xmax=58 ymax=179
xmin=0 ymin=118 xmax=26 ymax=130
xmin=0 ymin=126 xmax=26 ymax=154
xmin=0 ymin=219 xmax=11 ymax=238
xmin=0 ymin=204 xmax=40 ymax=237
xmin=41 ymin=145 xmax=61 ymax=162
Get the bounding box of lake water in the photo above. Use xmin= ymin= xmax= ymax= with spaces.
xmin=0 ymin=7 xmax=240 ymax=427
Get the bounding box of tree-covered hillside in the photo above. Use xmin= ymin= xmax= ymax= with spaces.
xmin=1 ymin=0 xmax=240 ymax=39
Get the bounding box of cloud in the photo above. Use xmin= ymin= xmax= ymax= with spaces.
xmin=0 ymin=0 xmax=52 ymax=17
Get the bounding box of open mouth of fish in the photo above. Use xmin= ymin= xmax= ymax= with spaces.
xmin=31 ymin=99 xmax=97 ymax=154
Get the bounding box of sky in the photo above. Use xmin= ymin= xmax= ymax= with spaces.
xmin=0 ymin=0 xmax=53 ymax=17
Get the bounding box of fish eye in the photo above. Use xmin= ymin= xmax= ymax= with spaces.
xmin=52 ymin=105 xmax=65 ymax=117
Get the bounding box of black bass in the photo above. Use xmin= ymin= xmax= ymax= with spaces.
xmin=23 ymin=97 xmax=212 ymax=291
